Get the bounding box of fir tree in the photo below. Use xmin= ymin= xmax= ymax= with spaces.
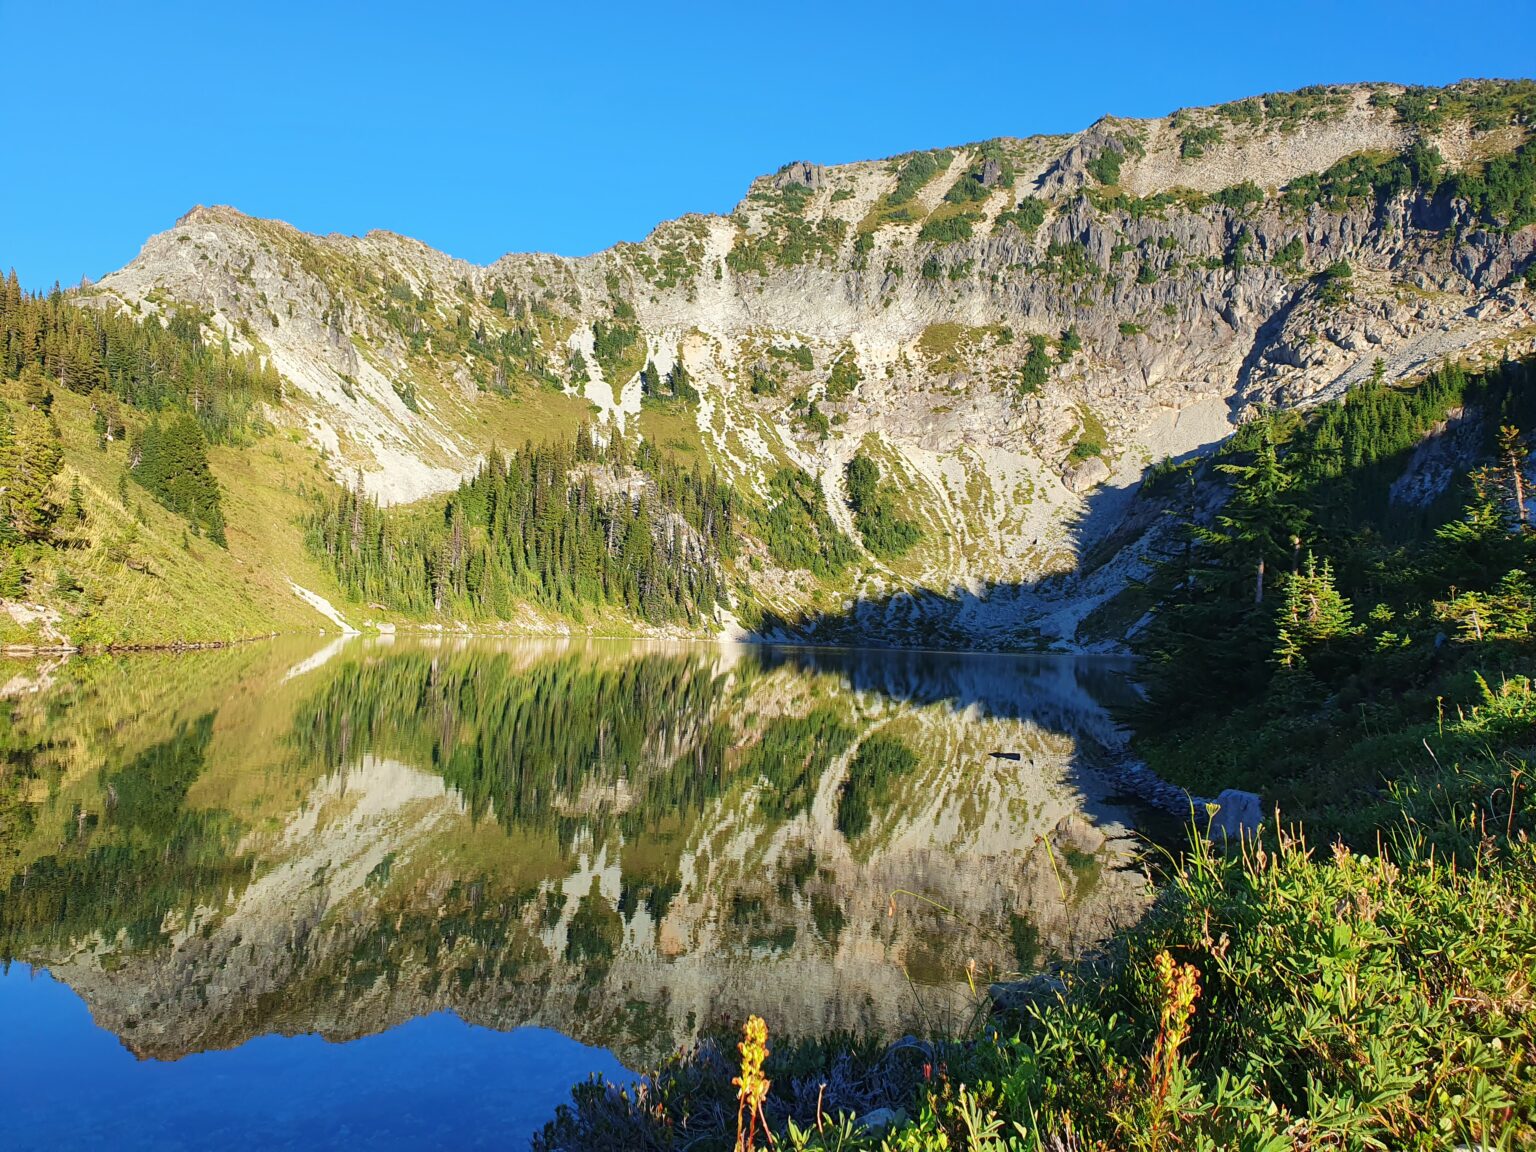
xmin=67 ymin=476 xmax=86 ymax=525
xmin=131 ymin=414 xmax=228 ymax=545
xmin=1273 ymin=553 xmax=1355 ymax=668
xmin=2 ymin=397 xmax=63 ymax=541
xmin=1205 ymin=422 xmax=1308 ymax=603
xmin=1496 ymin=424 xmax=1528 ymax=526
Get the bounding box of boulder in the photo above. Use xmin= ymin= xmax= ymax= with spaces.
xmin=989 ymin=973 xmax=1068 ymax=1014
xmin=856 ymin=1107 xmax=906 ymax=1133
xmin=1207 ymin=789 xmax=1263 ymax=843
xmin=1064 ymin=455 xmax=1111 ymax=492
xmin=1054 ymin=812 xmax=1106 ymax=856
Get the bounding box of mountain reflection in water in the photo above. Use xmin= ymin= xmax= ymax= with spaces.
xmin=0 ymin=638 xmax=1152 ymax=1141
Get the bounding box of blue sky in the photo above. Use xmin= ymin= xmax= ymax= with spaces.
xmin=3 ymin=0 xmax=1533 ymax=290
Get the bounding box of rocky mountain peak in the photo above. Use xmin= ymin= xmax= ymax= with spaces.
xmin=87 ymin=78 xmax=1536 ymax=647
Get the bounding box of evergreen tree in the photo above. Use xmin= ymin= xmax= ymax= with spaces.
xmin=19 ymin=363 xmax=52 ymax=413
xmin=0 ymin=553 xmax=24 ymax=598
xmin=1204 ymin=422 xmax=1308 ymax=603
xmin=844 ymin=452 xmax=921 ymax=559
xmin=1 ymin=396 xmax=63 ymax=541
xmin=131 ymin=414 xmax=228 ymax=545
xmin=639 ymin=359 xmax=662 ymax=398
xmin=666 ymin=358 xmax=699 ymax=404
xmin=1273 ymin=553 xmax=1356 ymax=669
xmin=1496 ymin=424 xmax=1528 ymax=526
xmin=67 ymin=476 xmax=86 ymax=525
xmin=306 ymin=428 xmax=736 ymax=626
xmin=1 ymin=283 xmax=279 ymax=442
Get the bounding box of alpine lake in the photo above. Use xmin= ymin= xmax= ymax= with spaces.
xmin=0 ymin=637 xmax=1159 ymax=1149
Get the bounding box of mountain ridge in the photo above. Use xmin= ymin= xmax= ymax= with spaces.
xmin=5 ymin=77 xmax=1533 ymax=649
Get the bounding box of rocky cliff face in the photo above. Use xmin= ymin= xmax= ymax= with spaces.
xmin=90 ymin=81 xmax=1536 ymax=647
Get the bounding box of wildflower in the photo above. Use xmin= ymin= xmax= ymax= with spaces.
xmin=1148 ymin=950 xmax=1201 ymax=1112
xmin=734 ymin=1015 xmax=772 ymax=1151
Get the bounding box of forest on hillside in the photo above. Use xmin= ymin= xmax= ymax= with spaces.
xmin=305 ymin=425 xmax=738 ymax=627
xmin=1135 ymin=357 xmax=1536 ymax=836
xmin=0 ymin=275 xmax=260 ymax=561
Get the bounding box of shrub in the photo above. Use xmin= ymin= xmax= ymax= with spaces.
xmin=1212 ymin=180 xmax=1263 ymax=211
xmin=796 ymin=399 xmax=830 ymax=440
xmin=994 ymin=199 xmax=1047 ymax=235
xmin=1318 ymin=260 xmax=1353 ymax=307
xmin=1042 ymin=240 xmax=1096 ymax=285
xmin=1273 ymin=236 xmax=1305 ymax=271
xmin=1018 ymin=334 xmax=1051 ymax=396
xmin=1069 ymin=405 xmax=1109 ymax=459
xmin=917 ymin=211 xmax=980 ymax=245
xmin=767 ymin=344 xmax=815 ymax=372
xmin=824 ymin=353 xmax=862 ymax=401
xmin=889 ymin=150 xmax=953 ymax=206
xmin=945 ymin=141 xmax=1015 ymax=204
xmin=1180 ymin=124 xmax=1223 ymax=159
xmin=1086 ymin=146 xmax=1123 ymax=187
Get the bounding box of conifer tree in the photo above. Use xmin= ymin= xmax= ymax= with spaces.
xmin=666 ymin=358 xmax=699 ymax=404
xmin=130 ymin=414 xmax=228 ymax=545
xmin=67 ymin=476 xmax=86 ymax=525
xmin=2 ymin=395 xmax=63 ymax=541
xmin=1206 ymin=422 xmax=1308 ymax=603
xmin=1497 ymin=424 xmax=1528 ymax=526
xmin=1273 ymin=553 xmax=1355 ymax=668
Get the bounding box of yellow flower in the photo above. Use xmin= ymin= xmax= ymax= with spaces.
xmin=1148 ymin=950 xmax=1201 ymax=1112
xmin=733 ymin=1015 xmax=772 ymax=1151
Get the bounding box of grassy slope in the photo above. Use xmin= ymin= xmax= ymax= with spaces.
xmin=2 ymin=381 xmax=615 ymax=650
xmin=8 ymin=384 xmax=328 ymax=647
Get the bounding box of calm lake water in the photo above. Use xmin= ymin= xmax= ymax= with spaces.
xmin=0 ymin=638 xmax=1152 ymax=1150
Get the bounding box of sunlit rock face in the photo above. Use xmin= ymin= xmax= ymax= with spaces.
xmin=1 ymin=638 xmax=1152 ymax=1066
xmin=85 ymin=82 xmax=1536 ymax=649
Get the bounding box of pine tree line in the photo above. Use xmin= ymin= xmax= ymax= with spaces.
xmin=306 ymin=422 xmax=737 ymax=626
xmin=0 ymin=276 xmax=240 ymax=552
xmin=293 ymin=648 xmax=737 ymax=840
xmin=0 ymin=271 xmax=282 ymax=443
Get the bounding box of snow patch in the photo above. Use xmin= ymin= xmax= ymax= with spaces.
xmin=287 ymin=582 xmax=359 ymax=633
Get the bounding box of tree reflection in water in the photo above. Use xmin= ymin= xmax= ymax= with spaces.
xmin=0 ymin=637 xmax=1152 ymax=1067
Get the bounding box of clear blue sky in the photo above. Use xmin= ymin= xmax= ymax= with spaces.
xmin=3 ymin=0 xmax=1533 ymax=291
